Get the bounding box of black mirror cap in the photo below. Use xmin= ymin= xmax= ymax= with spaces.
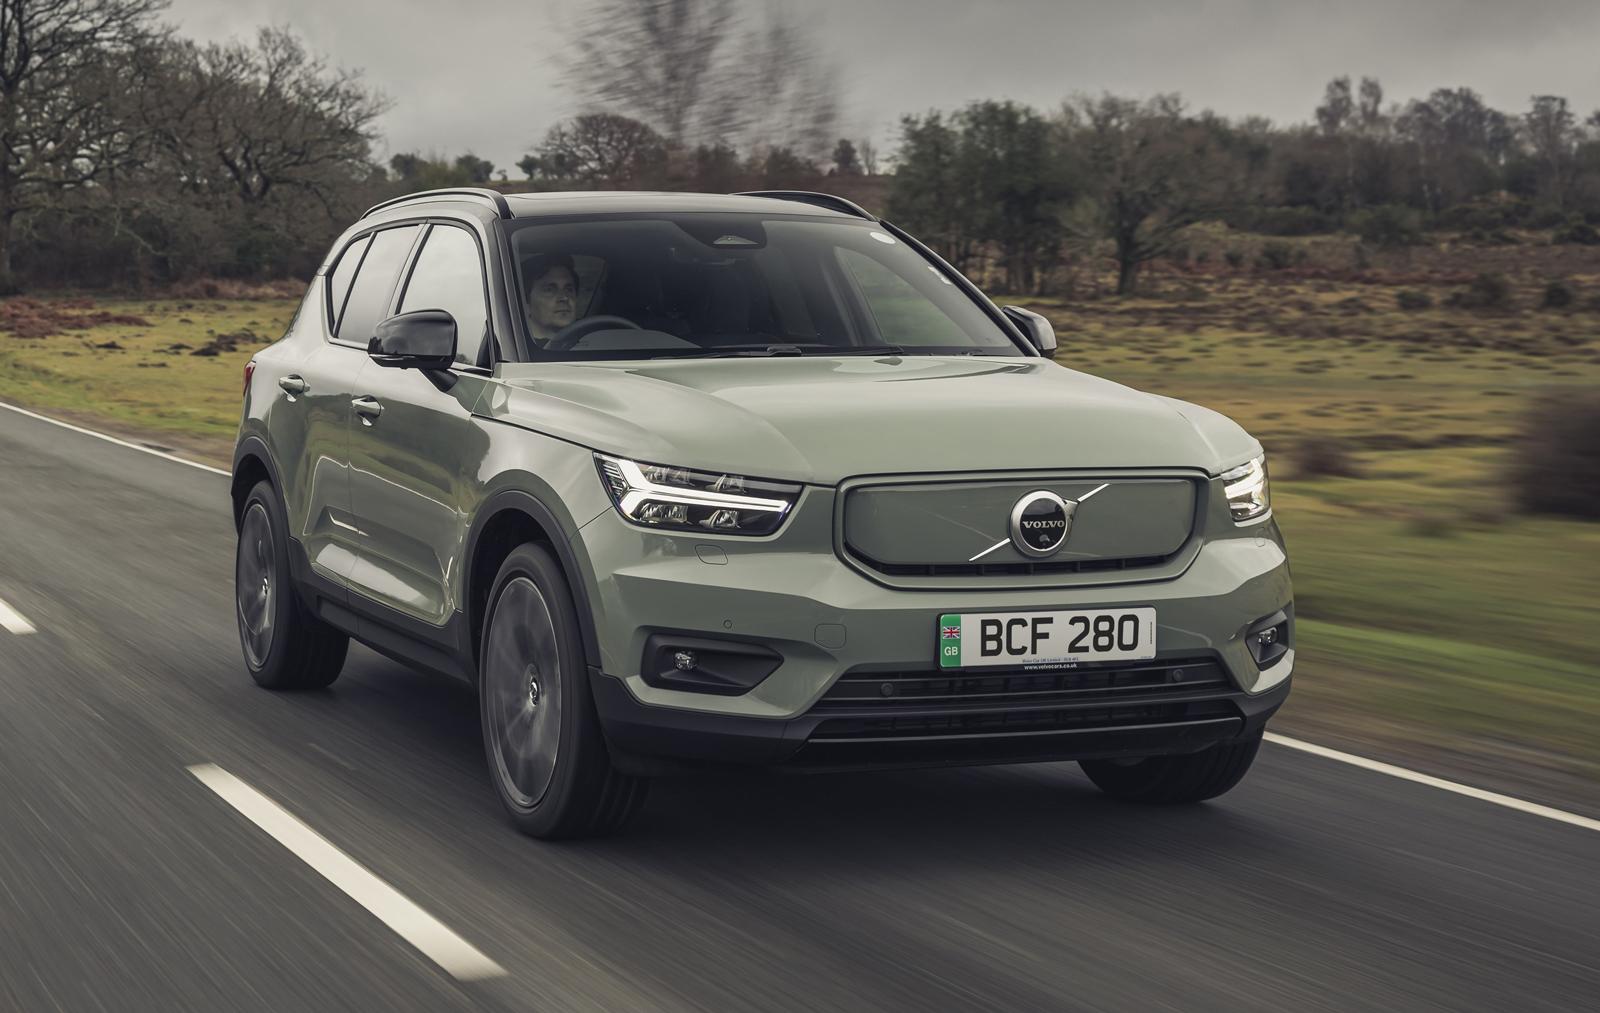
xmin=1001 ymin=305 xmax=1057 ymax=355
xmin=369 ymin=309 xmax=457 ymax=370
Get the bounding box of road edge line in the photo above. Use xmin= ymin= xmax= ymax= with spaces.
xmin=1265 ymin=732 xmax=1600 ymax=834
xmin=187 ymin=763 xmax=507 ymax=981
xmin=0 ymin=400 xmax=230 ymax=477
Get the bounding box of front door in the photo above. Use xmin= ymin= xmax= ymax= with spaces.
xmin=346 ymin=222 xmax=496 ymax=627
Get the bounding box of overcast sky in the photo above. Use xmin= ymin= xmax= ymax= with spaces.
xmin=166 ymin=0 xmax=1600 ymax=172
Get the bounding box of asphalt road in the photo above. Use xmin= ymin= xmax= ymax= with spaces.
xmin=1 ymin=404 xmax=1597 ymax=1013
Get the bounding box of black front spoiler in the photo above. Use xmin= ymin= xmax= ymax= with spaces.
xmin=590 ymin=667 xmax=1291 ymax=776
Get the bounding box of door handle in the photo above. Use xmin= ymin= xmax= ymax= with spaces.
xmin=352 ymin=396 xmax=383 ymax=423
xmin=278 ymin=375 xmax=308 ymax=395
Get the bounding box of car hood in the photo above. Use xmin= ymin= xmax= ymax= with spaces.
xmin=483 ymin=356 xmax=1259 ymax=485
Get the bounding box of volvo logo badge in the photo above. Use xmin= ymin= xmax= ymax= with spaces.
xmin=1009 ymin=491 xmax=1075 ymax=558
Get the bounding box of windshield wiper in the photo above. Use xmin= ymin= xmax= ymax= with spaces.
xmin=827 ymin=344 xmax=907 ymax=356
xmin=681 ymin=343 xmax=809 ymax=358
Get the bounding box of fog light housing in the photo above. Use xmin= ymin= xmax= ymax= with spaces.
xmin=642 ymin=634 xmax=782 ymax=695
xmin=1245 ymin=610 xmax=1291 ymax=668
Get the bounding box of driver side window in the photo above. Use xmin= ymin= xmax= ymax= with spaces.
xmin=399 ymin=224 xmax=491 ymax=367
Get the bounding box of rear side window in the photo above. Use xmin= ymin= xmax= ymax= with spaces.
xmin=325 ymin=234 xmax=371 ymax=331
xmin=336 ymin=225 xmax=421 ymax=343
xmin=398 ymin=225 xmax=491 ymax=366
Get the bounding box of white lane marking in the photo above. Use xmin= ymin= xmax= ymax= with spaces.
xmin=1266 ymin=733 xmax=1600 ymax=834
xmin=0 ymin=400 xmax=230 ymax=477
xmin=0 ymin=596 xmax=37 ymax=634
xmin=968 ymin=539 xmax=1010 ymax=562
xmin=187 ymin=764 xmax=507 ymax=981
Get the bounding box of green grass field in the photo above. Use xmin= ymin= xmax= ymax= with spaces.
xmin=3 ymin=243 xmax=1598 ymax=807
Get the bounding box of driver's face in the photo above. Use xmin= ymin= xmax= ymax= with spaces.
xmin=527 ymin=266 xmax=578 ymax=335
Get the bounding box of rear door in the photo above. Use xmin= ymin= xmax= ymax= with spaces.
xmin=346 ymin=221 xmax=496 ymax=627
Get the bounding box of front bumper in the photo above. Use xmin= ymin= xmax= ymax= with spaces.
xmin=575 ymin=498 xmax=1294 ymax=772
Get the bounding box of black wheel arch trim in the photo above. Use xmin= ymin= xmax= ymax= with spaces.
xmin=464 ymin=487 xmax=604 ymax=675
xmin=231 ymin=433 xmax=284 ymax=524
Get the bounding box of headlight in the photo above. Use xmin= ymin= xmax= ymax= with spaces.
xmin=596 ymin=455 xmax=801 ymax=535
xmin=1221 ymin=454 xmax=1270 ymax=521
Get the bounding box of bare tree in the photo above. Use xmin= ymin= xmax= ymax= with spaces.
xmin=858 ymin=138 xmax=879 ymax=175
xmin=146 ymin=27 xmax=387 ymax=211
xmin=564 ymin=0 xmax=840 ymax=159
xmin=566 ymin=0 xmax=736 ymax=146
xmin=1525 ymin=95 xmax=1579 ymax=209
xmin=727 ymin=8 xmax=840 ymax=161
xmin=1061 ymin=94 xmax=1248 ymax=295
xmin=0 ymin=0 xmax=168 ymax=287
xmin=528 ymin=112 xmax=667 ymax=188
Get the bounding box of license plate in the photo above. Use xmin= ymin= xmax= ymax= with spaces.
xmin=937 ymin=608 xmax=1156 ymax=669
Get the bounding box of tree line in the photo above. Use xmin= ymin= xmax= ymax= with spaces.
xmin=4 ymin=0 xmax=1599 ymax=295
xmin=888 ymin=82 xmax=1600 ymax=295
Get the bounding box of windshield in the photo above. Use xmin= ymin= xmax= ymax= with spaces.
xmin=506 ymin=214 xmax=1020 ymax=359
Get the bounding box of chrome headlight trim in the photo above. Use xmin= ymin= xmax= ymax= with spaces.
xmin=595 ymin=454 xmax=801 ymax=535
xmin=1221 ymin=454 xmax=1270 ymax=522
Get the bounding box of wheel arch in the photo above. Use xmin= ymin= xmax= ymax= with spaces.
xmin=465 ymin=489 xmax=602 ymax=677
xmin=231 ymin=435 xmax=283 ymax=529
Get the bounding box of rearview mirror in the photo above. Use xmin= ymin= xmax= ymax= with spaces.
xmin=369 ymin=309 xmax=456 ymax=370
xmin=1001 ymin=306 xmax=1057 ymax=355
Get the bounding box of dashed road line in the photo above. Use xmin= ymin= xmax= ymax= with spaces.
xmin=0 ymin=595 xmax=36 ymax=634
xmin=187 ymin=763 xmax=506 ymax=981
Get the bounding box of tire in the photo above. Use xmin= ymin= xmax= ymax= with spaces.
xmin=235 ymin=480 xmax=348 ymax=690
xmin=1080 ymin=731 xmax=1263 ymax=804
xmin=479 ymin=542 xmax=647 ymax=839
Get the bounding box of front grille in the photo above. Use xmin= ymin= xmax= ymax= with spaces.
xmin=844 ymin=547 xmax=1176 ymax=578
xmin=813 ymin=658 xmax=1230 ymax=712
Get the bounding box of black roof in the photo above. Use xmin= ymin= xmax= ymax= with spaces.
xmin=362 ymin=187 xmax=869 ymax=223
xmin=502 ymin=191 xmax=862 ymax=219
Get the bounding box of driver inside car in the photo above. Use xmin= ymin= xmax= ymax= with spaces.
xmin=522 ymin=253 xmax=580 ymax=344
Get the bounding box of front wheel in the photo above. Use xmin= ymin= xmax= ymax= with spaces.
xmin=1079 ymin=732 xmax=1263 ymax=803
xmin=479 ymin=543 xmax=646 ymax=839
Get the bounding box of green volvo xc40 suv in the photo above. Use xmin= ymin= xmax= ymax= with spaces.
xmin=232 ymin=188 xmax=1293 ymax=838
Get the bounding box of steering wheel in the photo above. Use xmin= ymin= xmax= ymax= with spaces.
xmin=543 ymin=315 xmax=642 ymax=351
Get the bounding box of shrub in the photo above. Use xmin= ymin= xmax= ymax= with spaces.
xmin=1223 ymin=249 xmax=1245 ymax=269
xmin=1438 ymin=198 xmax=1529 ymax=231
xmin=1541 ymin=279 xmax=1577 ymax=309
xmin=1289 ymin=436 xmax=1363 ymax=479
xmin=1240 ymin=205 xmax=1338 ymax=236
xmin=1396 ymin=289 xmax=1433 ymax=311
xmin=1349 ymin=204 xmax=1424 ymax=249
xmin=1508 ymin=390 xmax=1600 ymax=519
xmin=1552 ymin=219 xmax=1600 ymax=246
xmin=1527 ymin=204 xmax=1570 ymax=229
xmin=1448 ymin=272 xmax=1514 ymax=311
xmin=1257 ymin=241 xmax=1295 ymax=271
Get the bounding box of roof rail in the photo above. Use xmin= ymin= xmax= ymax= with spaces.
xmin=734 ymin=190 xmax=876 ymax=221
xmin=362 ymin=187 xmax=512 ymax=220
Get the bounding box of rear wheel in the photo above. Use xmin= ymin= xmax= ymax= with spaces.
xmin=1080 ymin=732 xmax=1263 ymax=803
xmin=235 ymin=480 xmax=348 ymax=690
xmin=479 ymin=543 xmax=646 ymax=839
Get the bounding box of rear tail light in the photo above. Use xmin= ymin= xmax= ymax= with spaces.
xmin=242 ymin=360 xmax=257 ymax=399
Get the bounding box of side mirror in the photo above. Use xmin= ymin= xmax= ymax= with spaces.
xmin=1001 ymin=305 xmax=1057 ymax=355
xmin=369 ymin=309 xmax=457 ymax=370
